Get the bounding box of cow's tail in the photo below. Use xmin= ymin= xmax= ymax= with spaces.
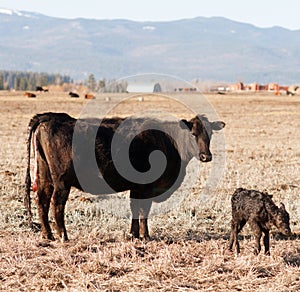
xmin=24 ymin=114 xmax=42 ymax=229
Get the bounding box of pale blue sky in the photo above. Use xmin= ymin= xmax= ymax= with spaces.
xmin=0 ymin=0 xmax=299 ymax=30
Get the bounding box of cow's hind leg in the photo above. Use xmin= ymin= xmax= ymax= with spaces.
xmin=36 ymin=158 xmax=54 ymax=240
xmin=51 ymin=184 xmax=70 ymax=242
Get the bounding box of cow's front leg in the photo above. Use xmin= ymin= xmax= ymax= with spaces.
xmin=139 ymin=200 xmax=151 ymax=240
xmin=130 ymin=194 xmax=152 ymax=239
xmin=130 ymin=196 xmax=140 ymax=238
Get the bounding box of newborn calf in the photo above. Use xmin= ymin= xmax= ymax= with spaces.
xmin=228 ymin=188 xmax=291 ymax=255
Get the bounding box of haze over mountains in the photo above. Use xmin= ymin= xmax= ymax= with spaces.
xmin=1 ymin=8 xmax=300 ymax=84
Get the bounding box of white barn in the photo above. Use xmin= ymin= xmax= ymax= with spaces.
xmin=127 ymin=82 xmax=162 ymax=93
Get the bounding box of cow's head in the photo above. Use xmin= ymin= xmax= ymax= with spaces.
xmin=273 ymin=203 xmax=291 ymax=236
xmin=181 ymin=115 xmax=225 ymax=162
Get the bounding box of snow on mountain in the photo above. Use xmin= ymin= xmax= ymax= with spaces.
xmin=0 ymin=8 xmax=15 ymax=15
xmin=0 ymin=8 xmax=39 ymax=18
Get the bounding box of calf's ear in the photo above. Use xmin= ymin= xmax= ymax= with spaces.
xmin=211 ymin=121 xmax=225 ymax=131
xmin=279 ymin=202 xmax=286 ymax=210
xmin=180 ymin=119 xmax=193 ymax=130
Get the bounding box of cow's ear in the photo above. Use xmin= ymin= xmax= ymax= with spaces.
xmin=180 ymin=119 xmax=193 ymax=130
xmin=211 ymin=121 xmax=225 ymax=131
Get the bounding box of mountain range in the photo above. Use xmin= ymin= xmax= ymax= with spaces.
xmin=1 ymin=8 xmax=300 ymax=84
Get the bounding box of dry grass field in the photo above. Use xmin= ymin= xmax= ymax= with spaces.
xmin=0 ymin=90 xmax=299 ymax=291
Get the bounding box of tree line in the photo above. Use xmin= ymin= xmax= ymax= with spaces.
xmin=86 ymin=74 xmax=128 ymax=93
xmin=0 ymin=71 xmax=128 ymax=93
xmin=0 ymin=71 xmax=72 ymax=91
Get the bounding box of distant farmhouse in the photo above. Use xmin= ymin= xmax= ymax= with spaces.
xmin=174 ymin=87 xmax=197 ymax=92
xmin=212 ymin=81 xmax=300 ymax=95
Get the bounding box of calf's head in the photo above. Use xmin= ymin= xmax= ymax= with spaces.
xmin=181 ymin=116 xmax=225 ymax=162
xmin=274 ymin=203 xmax=291 ymax=236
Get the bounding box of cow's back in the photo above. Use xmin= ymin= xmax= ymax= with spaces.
xmin=33 ymin=114 xmax=189 ymax=198
xmin=95 ymin=118 xmax=184 ymax=198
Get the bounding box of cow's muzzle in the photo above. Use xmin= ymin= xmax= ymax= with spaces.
xmin=199 ymin=153 xmax=212 ymax=162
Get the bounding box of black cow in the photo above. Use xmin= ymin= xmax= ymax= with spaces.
xmin=69 ymin=92 xmax=79 ymax=98
xmin=36 ymin=86 xmax=49 ymax=92
xmin=25 ymin=112 xmax=225 ymax=241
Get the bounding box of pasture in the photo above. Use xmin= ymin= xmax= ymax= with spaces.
xmin=0 ymin=90 xmax=299 ymax=291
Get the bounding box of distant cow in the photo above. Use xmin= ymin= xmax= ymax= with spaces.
xmin=25 ymin=112 xmax=225 ymax=241
xmin=286 ymin=85 xmax=299 ymax=96
xmin=36 ymin=86 xmax=49 ymax=92
xmin=228 ymin=188 xmax=291 ymax=255
xmin=69 ymin=92 xmax=79 ymax=98
xmin=85 ymin=94 xmax=95 ymax=99
xmin=24 ymin=92 xmax=36 ymax=98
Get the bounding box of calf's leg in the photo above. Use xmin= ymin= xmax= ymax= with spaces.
xmin=229 ymin=219 xmax=246 ymax=254
xmin=234 ymin=223 xmax=241 ymax=254
xmin=228 ymin=219 xmax=236 ymax=251
xmin=262 ymin=228 xmax=270 ymax=255
xmin=249 ymin=220 xmax=262 ymax=255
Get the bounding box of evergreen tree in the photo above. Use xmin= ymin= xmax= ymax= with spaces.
xmin=97 ymin=79 xmax=106 ymax=91
xmin=14 ymin=75 xmax=21 ymax=90
xmin=40 ymin=73 xmax=48 ymax=86
xmin=0 ymin=74 xmax=4 ymax=90
xmin=19 ymin=77 xmax=28 ymax=91
xmin=87 ymin=74 xmax=96 ymax=91
xmin=28 ymin=72 xmax=36 ymax=90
